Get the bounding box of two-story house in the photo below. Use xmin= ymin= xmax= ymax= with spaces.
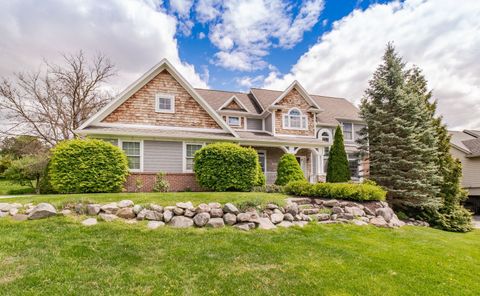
xmin=76 ymin=59 xmax=365 ymax=191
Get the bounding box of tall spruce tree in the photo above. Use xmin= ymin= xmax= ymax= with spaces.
xmin=326 ymin=126 xmax=350 ymax=182
xmin=359 ymin=43 xmax=440 ymax=210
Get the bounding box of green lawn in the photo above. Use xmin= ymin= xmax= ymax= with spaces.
xmin=0 ymin=179 xmax=34 ymax=195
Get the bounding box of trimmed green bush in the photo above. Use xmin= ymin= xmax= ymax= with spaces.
xmin=326 ymin=125 xmax=351 ymax=182
xmin=254 ymin=161 xmax=266 ymax=186
xmin=284 ymin=180 xmax=386 ymax=201
xmin=275 ymin=153 xmax=306 ymax=186
xmin=50 ymin=139 xmax=129 ymax=193
xmin=194 ymin=142 xmax=258 ymax=191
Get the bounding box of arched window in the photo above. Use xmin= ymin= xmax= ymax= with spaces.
xmin=321 ymin=132 xmax=330 ymax=142
xmin=283 ymin=108 xmax=307 ymax=129
xmin=317 ymin=128 xmax=332 ymax=143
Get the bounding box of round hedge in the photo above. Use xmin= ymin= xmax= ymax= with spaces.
xmin=275 ymin=153 xmax=306 ymax=186
xmin=193 ymin=142 xmax=259 ymax=191
xmin=50 ymin=138 xmax=129 ymax=193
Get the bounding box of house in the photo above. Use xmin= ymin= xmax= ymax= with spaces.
xmin=449 ymin=130 xmax=480 ymax=214
xmin=76 ymin=59 xmax=365 ymax=191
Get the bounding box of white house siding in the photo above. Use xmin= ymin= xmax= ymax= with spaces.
xmin=143 ymin=140 xmax=183 ymax=173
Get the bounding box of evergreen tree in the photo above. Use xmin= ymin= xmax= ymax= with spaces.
xmin=326 ymin=126 xmax=350 ymax=182
xmin=275 ymin=154 xmax=305 ymax=186
xmin=359 ymin=43 xmax=440 ymax=210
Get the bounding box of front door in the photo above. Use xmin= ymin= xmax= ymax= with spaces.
xmin=295 ymin=156 xmax=308 ymax=178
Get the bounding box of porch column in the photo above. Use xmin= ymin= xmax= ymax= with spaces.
xmin=318 ymin=147 xmax=324 ymax=175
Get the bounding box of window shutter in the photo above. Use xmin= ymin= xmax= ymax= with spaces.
xmin=283 ymin=114 xmax=289 ymax=128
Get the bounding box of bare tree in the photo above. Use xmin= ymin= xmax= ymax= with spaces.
xmin=0 ymin=51 xmax=115 ymax=146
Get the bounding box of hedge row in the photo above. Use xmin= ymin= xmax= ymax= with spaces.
xmin=284 ymin=180 xmax=387 ymax=201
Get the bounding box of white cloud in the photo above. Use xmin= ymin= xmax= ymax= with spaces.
xmin=197 ymin=0 xmax=324 ymax=71
xmin=0 ymin=0 xmax=208 ymax=96
xmin=236 ymin=75 xmax=265 ymax=89
xmin=264 ymin=0 xmax=480 ymax=129
xmin=169 ymin=0 xmax=193 ymax=16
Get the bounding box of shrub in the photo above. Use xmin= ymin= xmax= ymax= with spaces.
xmin=3 ymin=154 xmax=49 ymax=194
xmin=194 ymin=142 xmax=258 ymax=191
xmin=153 ymin=172 xmax=170 ymax=192
xmin=275 ymin=154 xmax=306 ymax=186
xmin=326 ymin=125 xmax=350 ymax=182
xmin=50 ymin=138 xmax=129 ymax=193
xmin=254 ymin=161 xmax=266 ymax=186
xmin=284 ymin=180 xmax=386 ymax=201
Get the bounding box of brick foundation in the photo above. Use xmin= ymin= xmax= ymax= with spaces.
xmin=125 ymin=173 xmax=203 ymax=192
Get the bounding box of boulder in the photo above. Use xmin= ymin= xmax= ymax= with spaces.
xmin=302 ymin=208 xmax=319 ymax=215
xmin=150 ymin=204 xmax=164 ymax=213
xmin=208 ymin=202 xmax=222 ymax=209
xmin=323 ymin=199 xmax=340 ymax=207
xmin=375 ymin=207 xmax=394 ymax=222
xmin=331 ymin=214 xmax=338 ymax=220
xmin=257 ymin=217 xmax=276 ymax=230
xmin=9 ymin=208 xmax=19 ymax=216
xmin=145 ymin=210 xmax=163 ymax=221
xmin=207 ymin=218 xmax=225 ymax=228
xmin=317 ymin=213 xmax=330 ymax=221
xmin=270 ymin=213 xmax=284 ymax=224
xmin=364 ymin=207 xmax=375 ymax=216
xmin=184 ymin=209 xmax=196 ymax=218
xmin=86 ymin=204 xmax=101 ymax=215
xmin=100 ymin=203 xmax=119 ymax=214
xmin=0 ymin=203 xmax=14 ymax=212
xmin=98 ymin=213 xmax=118 ymax=222
xmin=332 ymin=206 xmax=344 ymax=214
xmin=169 ymin=216 xmax=194 ymax=228
xmin=223 ymin=203 xmax=239 ymax=214
xmin=370 ymin=216 xmax=388 ymax=227
xmin=164 ymin=206 xmax=176 ymax=211
xmin=223 ymin=213 xmax=237 ymax=225
xmin=173 ymin=207 xmax=184 ymax=216
xmin=193 ymin=212 xmax=210 ymax=227
xmin=176 ymin=202 xmax=194 ymax=210
xmin=11 ymin=214 xmax=28 ymax=221
xmin=116 ymin=208 xmax=136 ymax=219
xmin=283 ymin=213 xmax=294 ymax=222
xmin=82 ymin=218 xmax=98 ymax=226
xmin=196 ymin=203 xmax=211 ymax=213
xmin=210 ymin=208 xmax=224 ymax=218
xmin=341 ymin=213 xmax=355 ymax=220
xmin=0 ymin=211 xmax=9 ymax=218
xmin=74 ymin=203 xmax=85 ymax=215
xmin=285 ymin=203 xmax=299 ymax=216
xmin=353 ymin=220 xmax=368 ymax=226
xmin=118 ymin=200 xmax=134 ymax=208
xmin=147 ymin=221 xmax=165 ymax=229
xmin=345 ymin=206 xmax=365 ymax=217
xmin=277 ymin=221 xmax=294 ymax=228
xmin=133 ymin=205 xmax=144 ymax=214
xmin=60 ymin=209 xmax=72 ymax=216
xmin=163 ymin=210 xmax=173 ymax=223
xmin=266 ymin=203 xmax=279 ymax=210
xmin=234 ymin=222 xmax=255 ymax=231
xmin=28 ymin=203 xmax=57 ymax=220
xmin=388 ymin=215 xmax=405 ymax=228
xmin=237 ymin=212 xmax=260 ymax=223
xmin=136 ymin=209 xmax=148 ymax=220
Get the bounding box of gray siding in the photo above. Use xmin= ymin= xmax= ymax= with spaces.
xmin=451 ymin=147 xmax=480 ymax=193
xmin=247 ymin=118 xmax=263 ymax=130
xmin=265 ymin=114 xmax=273 ymax=132
xmin=143 ymin=140 xmax=183 ymax=173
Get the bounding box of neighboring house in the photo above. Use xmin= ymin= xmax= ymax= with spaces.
xmin=449 ymin=130 xmax=480 ymax=214
xmin=76 ymin=59 xmax=365 ymax=191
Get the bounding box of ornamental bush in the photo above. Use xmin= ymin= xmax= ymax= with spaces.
xmin=275 ymin=153 xmax=305 ymax=186
xmin=284 ymin=180 xmax=386 ymax=201
xmin=326 ymin=125 xmax=350 ymax=182
xmin=254 ymin=161 xmax=266 ymax=186
xmin=50 ymin=138 xmax=129 ymax=193
xmin=194 ymin=142 xmax=258 ymax=191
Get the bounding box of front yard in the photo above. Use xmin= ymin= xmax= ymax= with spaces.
xmin=0 ymin=192 xmax=479 ymax=295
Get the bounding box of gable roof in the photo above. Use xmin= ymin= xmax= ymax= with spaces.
xmin=195 ymin=89 xmax=258 ymax=114
xmin=77 ymin=59 xmax=238 ymax=137
xmin=449 ymin=130 xmax=480 ymax=157
xmin=269 ymin=81 xmax=323 ymax=111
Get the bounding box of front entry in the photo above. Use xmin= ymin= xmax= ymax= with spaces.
xmin=296 ymin=156 xmax=308 ymax=179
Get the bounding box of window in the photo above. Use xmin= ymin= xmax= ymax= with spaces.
xmin=342 ymin=122 xmax=353 ymax=140
xmin=323 ymin=147 xmax=330 ymax=174
xmin=122 ymin=141 xmax=141 ymax=170
xmin=321 ymin=132 xmax=330 ymax=142
xmin=283 ymin=108 xmax=307 ymax=130
xmin=257 ymin=151 xmax=266 ymax=173
xmin=185 ymin=143 xmax=203 ymax=171
xmin=227 ymin=116 xmax=240 ymax=126
xmin=155 ymin=93 xmax=175 ymax=113
xmin=348 ymin=153 xmax=359 ymax=179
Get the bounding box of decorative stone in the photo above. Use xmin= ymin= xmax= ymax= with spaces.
xmin=332 ymin=206 xmax=344 ymax=214
xmin=150 ymin=204 xmax=164 ymax=212
xmin=302 ymin=208 xmax=319 ymax=215
xmin=285 ymin=203 xmax=299 ymax=215
xmin=208 ymin=202 xmax=221 ymax=209
xmin=196 ymin=203 xmax=211 ymax=213
xmin=60 ymin=209 xmax=72 ymax=216
xmin=257 ymin=217 xmax=276 ymax=230
xmin=116 ymin=208 xmax=136 ymax=219
xmin=277 ymin=221 xmax=294 ymax=228
xmin=98 ymin=213 xmax=118 ymax=222
xmin=82 ymin=218 xmax=97 ymax=226
xmin=375 ymin=207 xmax=394 ymax=222
xmin=193 ymin=212 xmax=210 ymax=227
xmin=173 ymin=207 xmax=184 ymax=215
xmin=184 ymin=209 xmax=196 ymax=217
xmin=86 ymin=204 xmax=101 ymax=215
xmin=237 ymin=212 xmax=260 ymax=223
xmin=364 ymin=207 xmax=375 ymax=216
xmin=223 ymin=213 xmax=237 ymax=225
xmin=136 ymin=209 xmax=148 ymax=220
xmin=345 ymin=206 xmax=365 ymax=217
xmin=353 ymin=220 xmax=368 ymax=226
xmin=341 ymin=213 xmax=355 ymax=220
xmin=317 ymin=213 xmax=330 ymax=221
xmin=323 ymin=199 xmax=339 ymax=207
xmin=331 ymin=214 xmax=338 ymax=220
xmin=370 ymin=216 xmax=388 ymax=227
xmin=118 ymin=200 xmax=134 ymax=208
xmin=388 ymin=215 xmax=405 ymax=227
xmin=207 ymin=218 xmax=225 ymax=228
xmin=0 ymin=211 xmax=9 ymax=218
xmin=266 ymin=203 xmax=279 ymax=210
xmin=145 ymin=210 xmax=163 ymax=221
xmin=101 ymin=203 xmax=119 ymax=214
xmin=223 ymin=203 xmax=239 ymax=214
xmin=147 ymin=221 xmax=165 ymax=229
xmin=0 ymin=203 xmax=14 ymax=212
xmin=169 ymin=216 xmax=194 ymax=228
xmin=75 ymin=204 xmax=85 ymax=215
xmin=133 ymin=205 xmax=143 ymax=215
xmin=9 ymin=208 xmax=19 ymax=216
xmin=234 ymin=222 xmax=255 ymax=231
xmin=270 ymin=213 xmax=284 ymax=224
xmin=28 ymin=203 xmax=57 ymax=220
xmin=163 ymin=210 xmax=173 ymax=223
xmin=283 ymin=213 xmax=294 ymax=222
xmin=176 ymin=202 xmax=193 ymax=210
xmin=12 ymin=214 xmax=28 ymax=221
xmin=210 ymin=208 xmax=224 ymax=218
xmin=164 ymin=206 xmax=176 ymax=211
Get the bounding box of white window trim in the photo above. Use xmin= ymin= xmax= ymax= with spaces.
xmin=341 ymin=122 xmax=354 ymax=141
xmin=119 ymin=139 xmax=144 ymax=172
xmin=257 ymin=149 xmax=267 ymax=173
xmin=317 ymin=128 xmax=333 ymax=144
xmin=227 ymin=116 xmax=241 ymax=127
xmin=183 ymin=142 xmax=205 ymax=173
xmin=282 ymin=108 xmax=308 ymax=130
xmin=155 ymin=93 xmax=175 ymax=113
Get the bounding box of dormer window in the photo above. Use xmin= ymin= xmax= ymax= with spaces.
xmin=317 ymin=128 xmax=332 ymax=143
xmin=283 ymin=108 xmax=307 ymax=130
xmin=155 ymin=93 xmax=175 ymax=113
xmin=321 ymin=132 xmax=330 ymax=142
xmin=342 ymin=122 xmax=353 ymax=140
xmin=227 ymin=116 xmax=240 ymax=126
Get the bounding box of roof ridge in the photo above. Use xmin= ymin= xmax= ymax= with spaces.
xmin=194 ymin=88 xmax=248 ymax=95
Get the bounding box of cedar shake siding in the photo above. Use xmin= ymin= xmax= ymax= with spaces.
xmin=103 ymin=70 xmax=222 ymax=130
xmin=224 ymin=99 xmax=246 ymax=111
xmin=274 ymin=88 xmax=315 ymax=137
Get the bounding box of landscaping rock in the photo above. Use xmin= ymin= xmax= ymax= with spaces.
xmin=266 ymin=203 xmax=279 ymax=210
xmin=376 ymin=207 xmax=394 ymax=222
xmin=145 ymin=210 xmax=163 ymax=221
xmin=302 ymin=208 xmax=319 ymax=215
xmin=116 ymin=208 xmax=136 ymax=219
xmin=118 ymin=200 xmax=134 ymax=208
xmin=285 ymin=203 xmax=299 ymax=215
xmin=370 ymin=216 xmax=388 ymax=227
xmin=210 ymin=208 xmax=223 ymax=218
xmin=293 ymin=221 xmax=308 ymax=227
xmin=193 ymin=212 xmax=210 ymax=227
xmin=196 ymin=203 xmax=210 ymax=213
xmin=164 ymin=206 xmax=176 ymax=211
xmin=12 ymin=214 xmax=28 ymax=221
xmin=332 ymin=206 xmax=344 ymax=214
xmin=207 ymin=218 xmax=225 ymax=228
xmin=331 ymin=214 xmax=338 ymax=220
xmin=150 ymin=204 xmax=164 ymax=212
xmin=101 ymin=203 xmax=119 ymax=214
xmin=223 ymin=203 xmax=239 ymax=214
xmin=234 ymin=222 xmax=255 ymax=231
xmin=364 ymin=206 xmax=375 ymax=216
xmin=60 ymin=209 xmax=72 ymax=216
xmin=28 ymin=203 xmax=57 ymax=220
xmin=147 ymin=221 xmax=165 ymax=229
xmin=283 ymin=213 xmax=294 ymax=222
xmin=176 ymin=202 xmax=193 ymax=210
xmin=341 ymin=213 xmax=355 ymax=220
xmin=0 ymin=203 xmax=14 ymax=212
xmin=277 ymin=221 xmax=294 ymax=228
xmin=87 ymin=204 xmax=101 ymax=215
xmin=388 ymin=215 xmax=405 ymax=228
xmin=223 ymin=213 xmax=237 ymax=225
xmin=169 ymin=216 xmax=194 ymax=228
xmin=136 ymin=209 xmax=148 ymax=220
xmin=163 ymin=210 xmax=173 ymax=223
xmin=257 ymin=217 xmax=276 ymax=230
xmin=82 ymin=218 xmax=97 ymax=226
xmin=317 ymin=213 xmax=330 ymax=221
xmin=75 ymin=203 xmax=85 ymax=215
xmin=237 ymin=212 xmax=260 ymax=223
xmin=208 ymin=202 xmax=221 ymax=209
xmin=184 ymin=209 xmax=196 ymax=218
xmin=133 ymin=205 xmax=143 ymax=214
xmin=173 ymin=207 xmax=184 ymax=215
xmin=98 ymin=213 xmax=118 ymax=222
xmin=0 ymin=211 xmax=9 ymax=218
xmin=345 ymin=206 xmax=365 ymax=217
xmin=270 ymin=213 xmax=284 ymax=224
xmin=353 ymin=220 xmax=368 ymax=226
xmin=9 ymin=208 xmax=19 ymax=216
xmin=323 ymin=199 xmax=339 ymax=207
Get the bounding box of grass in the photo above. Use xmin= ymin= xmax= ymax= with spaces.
xmin=0 ymin=179 xmax=34 ymax=195
xmin=0 ymin=217 xmax=478 ymax=295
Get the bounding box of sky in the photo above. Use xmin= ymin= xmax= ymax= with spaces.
xmin=0 ymin=0 xmax=479 ymax=130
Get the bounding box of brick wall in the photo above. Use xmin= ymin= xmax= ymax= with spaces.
xmin=125 ymin=172 xmax=203 ymax=192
